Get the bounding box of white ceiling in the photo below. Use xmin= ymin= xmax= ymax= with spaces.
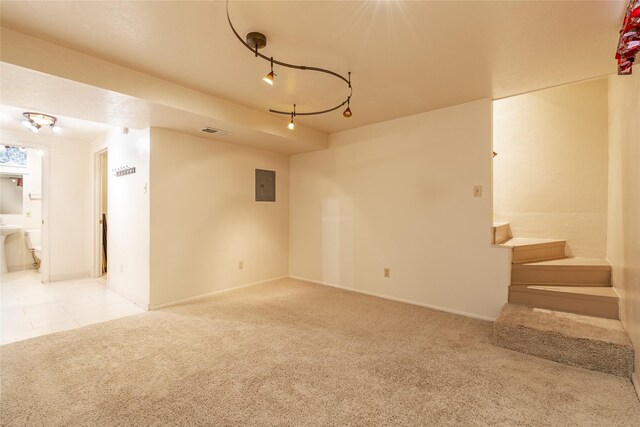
xmin=0 ymin=1 xmax=627 ymax=135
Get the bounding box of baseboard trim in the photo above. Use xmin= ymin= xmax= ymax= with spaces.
xmin=49 ymin=271 xmax=91 ymax=282
xmin=7 ymin=264 xmax=37 ymax=272
xmin=632 ymin=372 xmax=640 ymax=402
xmin=107 ymin=284 xmax=148 ymax=311
xmin=289 ymin=275 xmax=496 ymax=322
xmin=150 ymin=275 xmax=289 ymax=310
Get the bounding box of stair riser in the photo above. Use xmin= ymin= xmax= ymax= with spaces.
xmin=493 ymin=224 xmax=512 ymax=245
xmin=511 ymin=269 xmax=611 ymax=285
xmin=494 ymin=323 xmax=633 ymax=377
xmin=508 ymin=289 xmax=619 ymax=320
xmin=512 ymin=244 xmax=566 ymax=264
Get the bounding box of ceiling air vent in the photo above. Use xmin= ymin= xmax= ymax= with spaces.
xmin=201 ymin=127 xmax=230 ymax=137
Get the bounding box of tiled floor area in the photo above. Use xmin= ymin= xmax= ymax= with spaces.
xmin=1 ymin=269 xmax=144 ymax=345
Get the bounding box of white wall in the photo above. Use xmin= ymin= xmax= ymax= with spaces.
xmin=48 ymin=138 xmax=92 ymax=281
xmin=149 ymin=127 xmax=289 ymax=308
xmin=1 ymin=146 xmax=42 ymax=271
xmin=290 ymin=99 xmax=510 ymax=320
xmin=493 ymin=79 xmax=609 ymax=258
xmin=93 ymin=128 xmax=150 ymax=309
xmin=607 ymin=72 xmax=640 ymax=384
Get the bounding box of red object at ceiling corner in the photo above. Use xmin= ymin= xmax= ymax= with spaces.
xmin=616 ymin=0 xmax=640 ymax=74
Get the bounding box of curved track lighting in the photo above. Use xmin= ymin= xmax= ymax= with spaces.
xmin=226 ymin=0 xmax=353 ymax=127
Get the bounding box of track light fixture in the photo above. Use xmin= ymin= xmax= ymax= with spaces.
xmin=22 ymin=112 xmax=61 ymax=134
xmin=226 ymin=0 xmax=353 ymax=128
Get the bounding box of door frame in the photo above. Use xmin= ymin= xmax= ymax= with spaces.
xmin=92 ymin=148 xmax=108 ymax=278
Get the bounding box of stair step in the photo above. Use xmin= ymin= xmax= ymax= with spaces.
xmin=494 ymin=304 xmax=633 ymax=377
xmin=512 ymin=257 xmax=611 ymax=285
xmin=502 ymin=238 xmax=567 ymax=264
xmin=492 ymin=222 xmax=512 ymax=244
xmin=508 ymin=285 xmax=619 ymax=319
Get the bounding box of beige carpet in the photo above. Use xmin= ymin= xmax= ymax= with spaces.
xmin=494 ymin=303 xmax=634 ymax=377
xmin=1 ymin=278 xmax=639 ymax=426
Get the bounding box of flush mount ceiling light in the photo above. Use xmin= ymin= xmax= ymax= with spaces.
xmin=22 ymin=112 xmax=61 ymax=134
xmin=226 ymin=0 xmax=353 ymax=129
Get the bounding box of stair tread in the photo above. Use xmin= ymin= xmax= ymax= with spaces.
xmin=510 ymin=285 xmax=617 ymax=299
xmin=493 ymin=222 xmax=510 ymax=227
xmin=497 ymin=303 xmax=631 ymax=345
xmin=511 ymin=282 xmax=611 ymax=287
xmin=494 ymin=304 xmax=633 ymax=377
xmin=513 ymin=257 xmax=610 ymax=269
xmin=502 ymin=238 xmax=566 ymax=247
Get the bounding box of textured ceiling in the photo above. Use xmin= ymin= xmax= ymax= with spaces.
xmin=0 ymin=1 xmax=626 ymax=134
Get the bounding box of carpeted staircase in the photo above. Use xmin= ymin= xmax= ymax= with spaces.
xmin=492 ymin=223 xmax=634 ymax=377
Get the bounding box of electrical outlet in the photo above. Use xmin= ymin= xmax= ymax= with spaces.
xmin=238 ymin=261 xmax=244 ymax=270
xmin=384 ymin=268 xmax=391 ymax=278
xmin=25 ymin=211 xmax=32 ymax=218
xmin=120 ymin=264 xmax=123 ymax=273
xmin=473 ymin=185 xmax=483 ymax=197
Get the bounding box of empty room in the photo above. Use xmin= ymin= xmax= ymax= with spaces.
xmin=1 ymin=1 xmax=639 ymax=425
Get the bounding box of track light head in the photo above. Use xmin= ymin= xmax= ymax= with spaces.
xmin=263 ymin=57 xmax=275 ymax=85
xmin=288 ymin=108 xmax=295 ymax=130
xmin=342 ymin=97 xmax=352 ymax=118
xmin=263 ymin=71 xmax=275 ymax=86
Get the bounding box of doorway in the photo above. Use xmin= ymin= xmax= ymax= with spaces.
xmin=94 ymin=149 xmax=108 ymax=278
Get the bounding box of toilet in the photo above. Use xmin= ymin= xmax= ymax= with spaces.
xmin=24 ymin=229 xmax=42 ymax=272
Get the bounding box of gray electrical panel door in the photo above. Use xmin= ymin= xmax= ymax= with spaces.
xmin=255 ymin=169 xmax=276 ymax=202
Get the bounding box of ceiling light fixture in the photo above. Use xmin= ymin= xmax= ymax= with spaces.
xmin=21 ymin=112 xmax=61 ymax=134
xmin=226 ymin=0 xmax=353 ymax=128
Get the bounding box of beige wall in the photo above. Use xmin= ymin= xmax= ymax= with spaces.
xmin=493 ymin=79 xmax=609 ymax=258
xmin=94 ymin=128 xmax=150 ymax=309
xmin=148 ymin=128 xmax=289 ymax=308
xmin=290 ymin=99 xmax=510 ymax=320
xmin=48 ymin=138 xmax=92 ymax=281
xmin=607 ymin=72 xmax=640 ymax=384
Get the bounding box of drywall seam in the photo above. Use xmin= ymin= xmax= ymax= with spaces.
xmin=289 ymin=275 xmax=497 ymax=322
xmin=149 ymin=275 xmax=289 ymax=310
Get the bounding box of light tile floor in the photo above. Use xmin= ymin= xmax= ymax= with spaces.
xmin=1 ymin=270 xmax=144 ymax=345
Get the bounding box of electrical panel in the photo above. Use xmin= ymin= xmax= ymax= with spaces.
xmin=255 ymin=169 xmax=276 ymax=202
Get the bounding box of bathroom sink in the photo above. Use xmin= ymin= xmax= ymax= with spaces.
xmin=1 ymin=225 xmax=23 ymax=274
xmin=0 ymin=225 xmax=22 ymax=236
